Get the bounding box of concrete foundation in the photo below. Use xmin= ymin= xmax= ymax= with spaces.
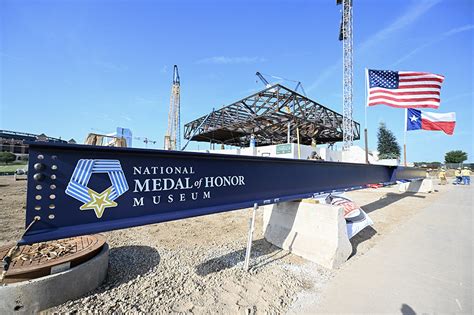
xmin=263 ymin=201 xmax=352 ymax=269
xmin=0 ymin=243 xmax=109 ymax=313
xmin=398 ymin=179 xmax=433 ymax=193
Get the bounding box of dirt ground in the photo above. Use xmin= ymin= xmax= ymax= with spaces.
xmin=0 ymin=176 xmax=449 ymax=313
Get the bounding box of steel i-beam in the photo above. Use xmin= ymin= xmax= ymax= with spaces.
xmin=21 ymin=142 xmax=424 ymax=244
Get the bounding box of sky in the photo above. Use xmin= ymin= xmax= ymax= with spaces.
xmin=1 ymin=0 xmax=473 ymax=162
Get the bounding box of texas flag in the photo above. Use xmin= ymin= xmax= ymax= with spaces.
xmin=406 ymin=108 xmax=456 ymax=135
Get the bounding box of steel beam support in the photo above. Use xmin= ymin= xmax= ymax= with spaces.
xmin=21 ymin=143 xmax=424 ymax=244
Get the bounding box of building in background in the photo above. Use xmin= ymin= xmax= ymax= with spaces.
xmin=0 ymin=130 xmax=75 ymax=158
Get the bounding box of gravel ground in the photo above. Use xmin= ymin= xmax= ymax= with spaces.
xmin=50 ymin=215 xmax=333 ymax=314
xmin=0 ymin=176 xmax=447 ymax=313
xmin=0 ymin=177 xmax=27 ymax=245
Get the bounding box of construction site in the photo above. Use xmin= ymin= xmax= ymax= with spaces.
xmin=0 ymin=0 xmax=472 ymax=314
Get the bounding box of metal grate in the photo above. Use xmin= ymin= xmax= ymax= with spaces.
xmin=1 ymin=234 xmax=105 ymax=283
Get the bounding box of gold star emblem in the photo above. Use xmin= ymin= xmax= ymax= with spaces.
xmin=80 ymin=187 xmax=117 ymax=218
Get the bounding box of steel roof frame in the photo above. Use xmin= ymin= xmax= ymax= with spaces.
xmin=183 ymin=84 xmax=360 ymax=147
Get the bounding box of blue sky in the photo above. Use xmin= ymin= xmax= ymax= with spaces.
xmin=1 ymin=0 xmax=472 ymax=162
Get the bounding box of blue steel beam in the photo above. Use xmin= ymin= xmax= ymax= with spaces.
xmin=21 ymin=142 xmax=424 ymax=244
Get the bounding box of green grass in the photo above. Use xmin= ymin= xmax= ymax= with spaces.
xmin=0 ymin=162 xmax=27 ymax=173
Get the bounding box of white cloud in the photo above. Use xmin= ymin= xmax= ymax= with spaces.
xmin=392 ymin=24 xmax=474 ymax=66
xmin=442 ymin=91 xmax=473 ymax=104
xmin=134 ymin=96 xmax=156 ymax=105
xmin=306 ymin=0 xmax=441 ymax=93
xmin=358 ymin=0 xmax=442 ymax=54
xmin=93 ymin=60 xmax=128 ymax=72
xmin=196 ymin=56 xmax=266 ymax=65
xmin=306 ymin=62 xmax=341 ymax=93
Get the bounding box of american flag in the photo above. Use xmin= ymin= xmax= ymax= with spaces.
xmin=366 ymin=69 xmax=444 ymax=109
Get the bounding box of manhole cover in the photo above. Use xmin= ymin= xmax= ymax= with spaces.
xmin=1 ymin=234 xmax=106 ymax=284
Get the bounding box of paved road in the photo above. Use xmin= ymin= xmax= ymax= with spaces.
xmin=315 ymin=185 xmax=473 ymax=314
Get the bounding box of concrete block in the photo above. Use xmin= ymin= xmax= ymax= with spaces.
xmin=263 ymin=201 xmax=352 ymax=269
xmin=0 ymin=243 xmax=109 ymax=313
xmin=398 ymin=179 xmax=433 ymax=193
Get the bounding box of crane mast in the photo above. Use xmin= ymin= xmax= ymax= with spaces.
xmin=338 ymin=0 xmax=354 ymax=150
xmin=164 ymin=65 xmax=181 ymax=150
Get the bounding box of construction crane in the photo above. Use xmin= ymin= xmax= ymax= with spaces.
xmin=255 ymin=72 xmax=307 ymax=96
xmin=134 ymin=137 xmax=157 ymax=148
xmin=255 ymin=72 xmax=271 ymax=88
xmin=164 ymin=65 xmax=181 ymax=150
xmin=337 ymin=0 xmax=354 ymax=150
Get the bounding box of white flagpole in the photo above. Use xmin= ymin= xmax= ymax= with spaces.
xmin=404 ymin=108 xmax=407 ymax=166
xmin=365 ymin=68 xmax=369 ymax=127
xmin=364 ymin=68 xmax=369 ymax=164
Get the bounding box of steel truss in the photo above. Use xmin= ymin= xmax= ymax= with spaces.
xmin=184 ymin=84 xmax=360 ymax=147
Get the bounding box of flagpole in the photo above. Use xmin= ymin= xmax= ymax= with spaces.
xmin=403 ymin=108 xmax=407 ymax=166
xmin=364 ymin=68 xmax=369 ymax=164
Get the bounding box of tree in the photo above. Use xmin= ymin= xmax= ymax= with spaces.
xmin=0 ymin=152 xmax=16 ymax=165
xmin=377 ymin=122 xmax=401 ymax=159
xmin=444 ymin=150 xmax=468 ymax=163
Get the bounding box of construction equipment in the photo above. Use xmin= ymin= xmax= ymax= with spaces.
xmin=164 ymin=65 xmax=181 ymax=150
xmin=134 ymin=137 xmax=157 ymax=148
xmin=84 ymin=133 xmax=127 ymax=147
xmin=255 ymin=72 xmax=307 ymax=96
xmin=255 ymin=72 xmax=271 ymax=88
xmin=337 ymin=0 xmax=354 ymax=150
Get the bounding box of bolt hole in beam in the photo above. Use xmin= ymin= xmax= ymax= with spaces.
xmin=49 ymin=194 xmax=56 ymax=200
xmin=35 ymin=206 xmax=41 ymax=211
xmin=36 ymin=185 xmax=42 ymax=190
xmin=48 ymin=214 xmax=55 ymax=220
xmin=51 ymin=175 xmax=56 ymax=180
xmin=35 ymin=195 xmax=42 ymax=200
xmin=49 ymin=204 xmax=56 ymax=209
xmin=37 ymin=154 xmax=44 ymax=160
xmin=50 ymin=184 xmax=56 ymax=190
xmin=51 ymin=165 xmax=58 ymax=171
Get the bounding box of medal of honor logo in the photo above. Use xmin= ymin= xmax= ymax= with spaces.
xmin=65 ymin=159 xmax=129 ymax=218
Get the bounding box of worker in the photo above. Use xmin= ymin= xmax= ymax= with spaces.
xmin=461 ymin=167 xmax=471 ymax=185
xmin=438 ymin=168 xmax=447 ymax=185
xmin=454 ymin=167 xmax=462 ymax=185
xmin=426 ymin=168 xmax=431 ymax=178
xmin=307 ymin=151 xmax=323 ymax=160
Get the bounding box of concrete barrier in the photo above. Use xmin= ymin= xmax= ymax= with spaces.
xmin=0 ymin=243 xmax=109 ymax=313
xmin=262 ymin=201 xmax=352 ymax=269
xmin=398 ymin=179 xmax=433 ymax=193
